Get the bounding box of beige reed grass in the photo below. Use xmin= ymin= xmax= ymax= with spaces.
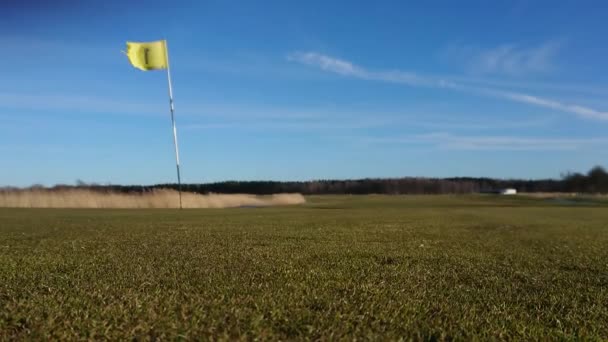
xmin=0 ymin=189 xmax=306 ymax=209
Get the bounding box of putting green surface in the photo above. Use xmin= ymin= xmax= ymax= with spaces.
xmin=1 ymin=195 xmax=607 ymax=339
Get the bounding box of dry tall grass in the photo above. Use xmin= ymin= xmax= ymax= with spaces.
xmin=0 ymin=189 xmax=306 ymax=209
xmin=519 ymin=192 xmax=608 ymax=198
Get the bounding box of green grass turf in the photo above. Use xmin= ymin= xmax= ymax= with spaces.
xmin=1 ymin=195 xmax=607 ymax=340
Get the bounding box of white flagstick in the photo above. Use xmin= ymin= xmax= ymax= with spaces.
xmin=163 ymin=40 xmax=183 ymax=209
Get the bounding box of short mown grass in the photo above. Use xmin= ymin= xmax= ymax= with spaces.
xmin=1 ymin=195 xmax=607 ymax=340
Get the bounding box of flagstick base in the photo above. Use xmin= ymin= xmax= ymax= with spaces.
xmin=176 ymin=164 xmax=182 ymax=210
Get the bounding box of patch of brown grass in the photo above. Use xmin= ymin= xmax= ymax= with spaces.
xmin=0 ymin=189 xmax=306 ymax=208
xmin=520 ymin=192 xmax=608 ymax=198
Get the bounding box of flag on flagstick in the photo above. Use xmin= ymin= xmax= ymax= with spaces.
xmin=126 ymin=40 xmax=168 ymax=71
xmin=125 ymin=39 xmax=183 ymax=209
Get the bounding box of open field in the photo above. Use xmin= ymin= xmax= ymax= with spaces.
xmin=1 ymin=195 xmax=607 ymax=340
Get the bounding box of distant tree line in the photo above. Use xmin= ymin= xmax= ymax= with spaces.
xmin=560 ymin=166 xmax=608 ymax=193
xmin=6 ymin=166 xmax=608 ymax=195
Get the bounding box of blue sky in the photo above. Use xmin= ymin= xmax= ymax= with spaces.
xmin=2 ymin=0 xmax=608 ymax=186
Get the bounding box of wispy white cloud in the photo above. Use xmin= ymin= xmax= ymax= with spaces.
xmin=182 ymin=119 xmax=388 ymax=132
xmin=0 ymin=90 xmax=571 ymax=136
xmin=287 ymin=52 xmax=364 ymax=77
xmin=408 ymin=117 xmax=552 ymax=130
xmin=287 ymin=52 xmax=439 ymax=87
xmin=366 ymin=133 xmax=608 ymax=151
xmin=443 ymin=40 xmax=562 ymax=76
xmin=182 ymin=113 xmax=550 ymax=133
xmin=0 ymin=92 xmax=324 ymax=120
xmin=482 ymin=90 xmax=608 ymax=121
xmin=479 ymin=89 xmax=608 ymax=121
xmin=288 ymin=52 xmax=608 ymax=121
xmin=472 ymin=41 xmax=561 ymax=75
xmin=1 ymin=89 xmax=589 ymax=152
xmin=0 ymin=35 xmax=124 ymax=70
xmin=444 ymin=75 xmax=608 ymax=98
xmin=0 ymin=92 xmax=160 ymax=116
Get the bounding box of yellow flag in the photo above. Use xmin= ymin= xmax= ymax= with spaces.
xmin=125 ymin=40 xmax=168 ymax=71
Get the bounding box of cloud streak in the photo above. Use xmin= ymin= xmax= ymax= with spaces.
xmin=0 ymin=92 xmax=326 ymax=120
xmin=287 ymin=52 xmax=437 ymax=87
xmin=288 ymin=52 xmax=608 ymax=121
xmin=0 ymin=92 xmax=161 ymax=116
xmin=447 ymin=41 xmax=562 ymax=76
xmin=366 ymin=133 xmax=608 ymax=151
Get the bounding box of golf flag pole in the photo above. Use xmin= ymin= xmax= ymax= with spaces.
xmin=163 ymin=40 xmax=183 ymax=209
xmin=125 ymin=39 xmax=183 ymax=209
